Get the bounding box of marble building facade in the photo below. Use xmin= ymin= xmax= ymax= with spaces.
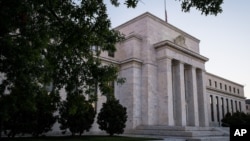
xmin=98 ymin=12 xmax=246 ymax=130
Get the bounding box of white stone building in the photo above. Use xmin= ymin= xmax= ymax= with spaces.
xmin=94 ymin=12 xmax=246 ymax=136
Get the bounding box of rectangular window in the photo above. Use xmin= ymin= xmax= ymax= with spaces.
xmin=216 ymin=96 xmax=220 ymax=122
xmin=220 ymin=83 xmax=222 ymax=89
xmin=215 ymin=81 xmax=217 ymax=88
xmin=225 ymin=85 xmax=227 ymax=91
xmin=226 ymin=99 xmax=229 ymax=113
xmin=209 ymin=79 xmax=212 ymax=86
xmin=108 ymin=50 xmax=115 ymax=57
xmin=231 ymin=100 xmax=234 ymax=113
xmin=210 ymin=95 xmax=214 ymax=122
xmin=91 ymin=45 xmax=99 ymax=52
xmin=233 ymin=88 xmax=236 ymax=93
xmin=235 ymin=101 xmax=238 ymax=111
xmin=221 ymin=98 xmax=224 ymax=118
xmin=239 ymin=101 xmax=241 ymax=112
xmin=237 ymin=89 xmax=240 ymax=94
xmin=229 ymin=86 xmax=231 ymax=92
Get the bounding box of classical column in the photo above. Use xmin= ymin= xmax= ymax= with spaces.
xmin=196 ymin=69 xmax=209 ymax=126
xmin=227 ymin=98 xmax=232 ymax=114
xmin=209 ymin=95 xmax=214 ymax=122
xmin=231 ymin=99 xmax=234 ymax=113
xmin=223 ymin=98 xmax=228 ymax=116
xmin=235 ymin=100 xmax=238 ymax=112
xmin=218 ymin=96 xmax=223 ymax=125
xmin=212 ymin=95 xmax=218 ymax=124
xmin=184 ymin=65 xmax=199 ymax=126
xmin=172 ymin=60 xmax=186 ymax=126
xmin=157 ymin=58 xmax=174 ymax=125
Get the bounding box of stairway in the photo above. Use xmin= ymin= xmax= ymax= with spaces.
xmin=124 ymin=125 xmax=229 ymax=141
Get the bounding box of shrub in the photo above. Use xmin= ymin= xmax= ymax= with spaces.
xmin=97 ymin=99 xmax=127 ymax=136
xmin=221 ymin=111 xmax=250 ymax=127
xmin=58 ymin=93 xmax=95 ymax=136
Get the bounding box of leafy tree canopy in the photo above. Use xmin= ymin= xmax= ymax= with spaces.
xmin=0 ymin=0 xmax=124 ymax=137
xmin=110 ymin=0 xmax=223 ymax=15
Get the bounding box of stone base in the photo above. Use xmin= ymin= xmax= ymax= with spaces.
xmin=124 ymin=125 xmax=229 ymax=141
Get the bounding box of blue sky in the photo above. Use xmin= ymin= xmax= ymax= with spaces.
xmin=104 ymin=0 xmax=250 ymax=99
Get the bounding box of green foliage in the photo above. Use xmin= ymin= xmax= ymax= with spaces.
xmin=221 ymin=112 xmax=250 ymax=127
xmin=32 ymin=91 xmax=60 ymax=136
xmin=110 ymin=0 xmax=223 ymax=15
xmin=179 ymin=0 xmax=223 ymax=16
xmin=97 ymin=99 xmax=127 ymax=136
xmin=1 ymin=88 xmax=60 ymax=137
xmin=0 ymin=0 xmax=123 ymax=137
xmin=58 ymin=94 xmax=96 ymax=136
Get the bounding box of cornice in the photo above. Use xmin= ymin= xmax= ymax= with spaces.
xmin=206 ymin=72 xmax=244 ymax=87
xmin=120 ymin=58 xmax=143 ymax=65
xmin=123 ymin=34 xmax=143 ymax=42
xmin=99 ymin=56 xmax=119 ymax=64
xmin=206 ymin=86 xmax=245 ymax=99
xmin=154 ymin=40 xmax=208 ymax=62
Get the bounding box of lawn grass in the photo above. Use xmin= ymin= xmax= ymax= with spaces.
xmin=1 ymin=136 xmax=162 ymax=141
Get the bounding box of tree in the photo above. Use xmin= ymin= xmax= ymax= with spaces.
xmin=1 ymin=87 xmax=59 ymax=137
xmin=97 ymin=99 xmax=127 ymax=136
xmin=58 ymin=93 xmax=96 ymax=136
xmin=31 ymin=90 xmax=60 ymax=136
xmin=0 ymin=0 xmax=123 ymax=137
xmin=0 ymin=0 xmax=224 ymax=138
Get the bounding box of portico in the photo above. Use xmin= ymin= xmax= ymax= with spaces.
xmin=155 ymin=40 xmax=209 ymax=127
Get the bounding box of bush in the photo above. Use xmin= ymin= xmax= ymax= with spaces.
xmin=58 ymin=93 xmax=96 ymax=136
xmin=1 ymin=88 xmax=59 ymax=137
xmin=221 ymin=111 xmax=250 ymax=127
xmin=97 ymin=99 xmax=127 ymax=136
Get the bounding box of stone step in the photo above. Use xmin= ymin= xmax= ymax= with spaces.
xmin=128 ymin=129 xmax=224 ymax=137
xmin=158 ymin=137 xmax=229 ymax=141
xmin=187 ymin=136 xmax=229 ymax=141
xmin=136 ymin=125 xmax=215 ymax=131
xmin=126 ymin=125 xmax=230 ymax=141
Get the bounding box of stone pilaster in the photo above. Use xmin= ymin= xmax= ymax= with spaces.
xmin=118 ymin=59 xmax=142 ymax=129
xmin=157 ymin=57 xmax=174 ymax=125
xmin=141 ymin=63 xmax=158 ymax=125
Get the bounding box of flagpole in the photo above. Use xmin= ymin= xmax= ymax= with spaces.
xmin=164 ymin=0 xmax=168 ymax=22
xmin=164 ymin=0 xmax=166 ymax=12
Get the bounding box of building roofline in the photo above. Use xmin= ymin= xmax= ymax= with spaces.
xmin=114 ymin=12 xmax=200 ymax=43
xmin=206 ymin=72 xmax=244 ymax=87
